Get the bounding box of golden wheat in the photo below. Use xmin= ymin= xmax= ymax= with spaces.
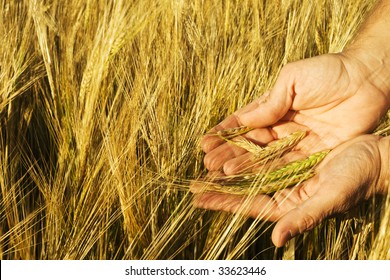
xmin=1 ymin=0 xmax=387 ymax=261
xmin=197 ymin=171 xmax=315 ymax=195
xmin=193 ymin=149 xmax=329 ymax=195
xmin=218 ymin=129 xmax=307 ymax=164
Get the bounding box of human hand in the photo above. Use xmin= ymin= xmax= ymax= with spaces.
xmin=202 ymin=53 xmax=390 ymax=175
xmin=193 ymin=135 xmax=390 ymax=247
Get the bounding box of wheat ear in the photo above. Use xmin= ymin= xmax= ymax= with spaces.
xmin=220 ymin=130 xmax=307 ymax=164
xmin=208 ymin=151 xmax=327 ymax=185
xmin=251 ymin=130 xmax=307 ymax=161
xmin=200 ymin=171 xmax=315 ymax=195
xmin=196 ymin=149 xmax=330 ymax=195
xmin=261 ymin=149 xmax=331 ymax=181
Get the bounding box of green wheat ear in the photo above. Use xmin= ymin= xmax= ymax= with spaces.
xmin=197 ymin=128 xmax=331 ymax=195
xmin=199 ymin=170 xmax=316 ymax=196
xmin=263 ymin=149 xmax=331 ymax=181
xmin=199 ymin=149 xmax=330 ymax=195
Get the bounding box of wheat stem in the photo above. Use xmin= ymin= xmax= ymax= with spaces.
xmin=200 ymin=171 xmax=315 ymax=195
xmin=182 ymin=149 xmax=331 ymax=196
xmin=218 ymin=129 xmax=307 ymax=164
xmin=251 ymin=130 xmax=307 ymax=162
xmin=261 ymin=149 xmax=330 ymax=181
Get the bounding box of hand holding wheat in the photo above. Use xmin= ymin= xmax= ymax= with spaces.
xmin=194 ymin=134 xmax=390 ymax=247
xmin=202 ymin=53 xmax=390 ymax=175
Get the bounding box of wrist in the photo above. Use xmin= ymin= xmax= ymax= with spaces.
xmin=341 ymin=48 xmax=390 ymax=105
xmin=377 ymin=136 xmax=390 ymax=194
xmin=340 ymin=0 xmax=390 ymax=104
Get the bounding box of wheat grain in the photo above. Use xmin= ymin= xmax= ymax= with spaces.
xmin=220 ymin=149 xmax=329 ymax=182
xmin=215 ymin=128 xmax=307 ymax=165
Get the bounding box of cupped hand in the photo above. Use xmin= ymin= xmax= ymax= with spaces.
xmin=193 ymin=134 xmax=387 ymax=247
xmin=202 ymin=53 xmax=389 ymax=175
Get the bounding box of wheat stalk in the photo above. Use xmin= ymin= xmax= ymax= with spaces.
xmin=218 ymin=129 xmax=307 ymax=164
xmin=261 ymin=149 xmax=330 ymax=181
xmin=197 ymin=150 xmax=329 ymax=194
xmin=187 ymin=129 xmax=329 ymax=196
xmin=251 ymin=130 xmax=306 ymax=161
xmin=226 ymin=136 xmax=265 ymax=155
xmin=2 ymin=0 xmax=382 ymax=261
xmin=199 ymin=170 xmax=315 ymax=195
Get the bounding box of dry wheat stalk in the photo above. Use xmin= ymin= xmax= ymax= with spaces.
xmin=226 ymin=136 xmax=264 ymax=155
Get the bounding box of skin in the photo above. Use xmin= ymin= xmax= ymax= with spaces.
xmin=202 ymin=53 xmax=389 ymax=174
xmin=193 ymin=0 xmax=390 ymax=247
xmin=193 ymin=135 xmax=390 ymax=247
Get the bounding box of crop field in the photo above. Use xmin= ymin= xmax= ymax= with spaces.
xmin=0 ymin=0 xmax=389 ymax=259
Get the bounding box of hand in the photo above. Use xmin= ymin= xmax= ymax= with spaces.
xmin=202 ymin=53 xmax=390 ymax=175
xmin=193 ymin=135 xmax=389 ymax=247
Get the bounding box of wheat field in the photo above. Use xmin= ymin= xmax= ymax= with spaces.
xmin=1 ymin=0 xmax=389 ymax=260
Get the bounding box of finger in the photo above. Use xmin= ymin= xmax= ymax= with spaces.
xmin=201 ymin=97 xmax=270 ymax=153
xmin=212 ymin=95 xmax=271 ymax=132
xmin=222 ymin=152 xmax=256 ymax=175
xmin=236 ymin=78 xmax=294 ymax=128
xmin=190 ymin=171 xmax=225 ymax=194
xmin=201 ymin=87 xmax=290 ymax=154
xmin=192 ymin=192 xmax=282 ymax=220
xmin=201 ymin=135 xmax=226 ymax=154
xmin=203 ymin=142 xmax=248 ymax=171
xmin=203 ymin=128 xmax=275 ymax=171
xmin=271 ymin=179 xmax=338 ymax=247
xmin=222 ymin=150 xmax=306 ymax=175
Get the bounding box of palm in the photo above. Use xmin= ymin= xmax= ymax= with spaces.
xmin=286 ymin=54 xmax=386 ymax=150
xmin=202 ymin=54 xmax=388 ymax=174
xmin=193 ymin=135 xmax=382 ymax=247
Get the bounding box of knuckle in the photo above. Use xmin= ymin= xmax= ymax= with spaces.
xmin=204 ymin=153 xmax=227 ymax=172
xmin=297 ymin=186 xmax=311 ymax=201
xmin=297 ymin=209 xmax=318 ymax=234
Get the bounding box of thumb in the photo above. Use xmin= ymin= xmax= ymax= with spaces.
xmin=271 ymin=193 xmax=336 ymax=247
xmin=237 ymin=77 xmax=294 ymax=128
